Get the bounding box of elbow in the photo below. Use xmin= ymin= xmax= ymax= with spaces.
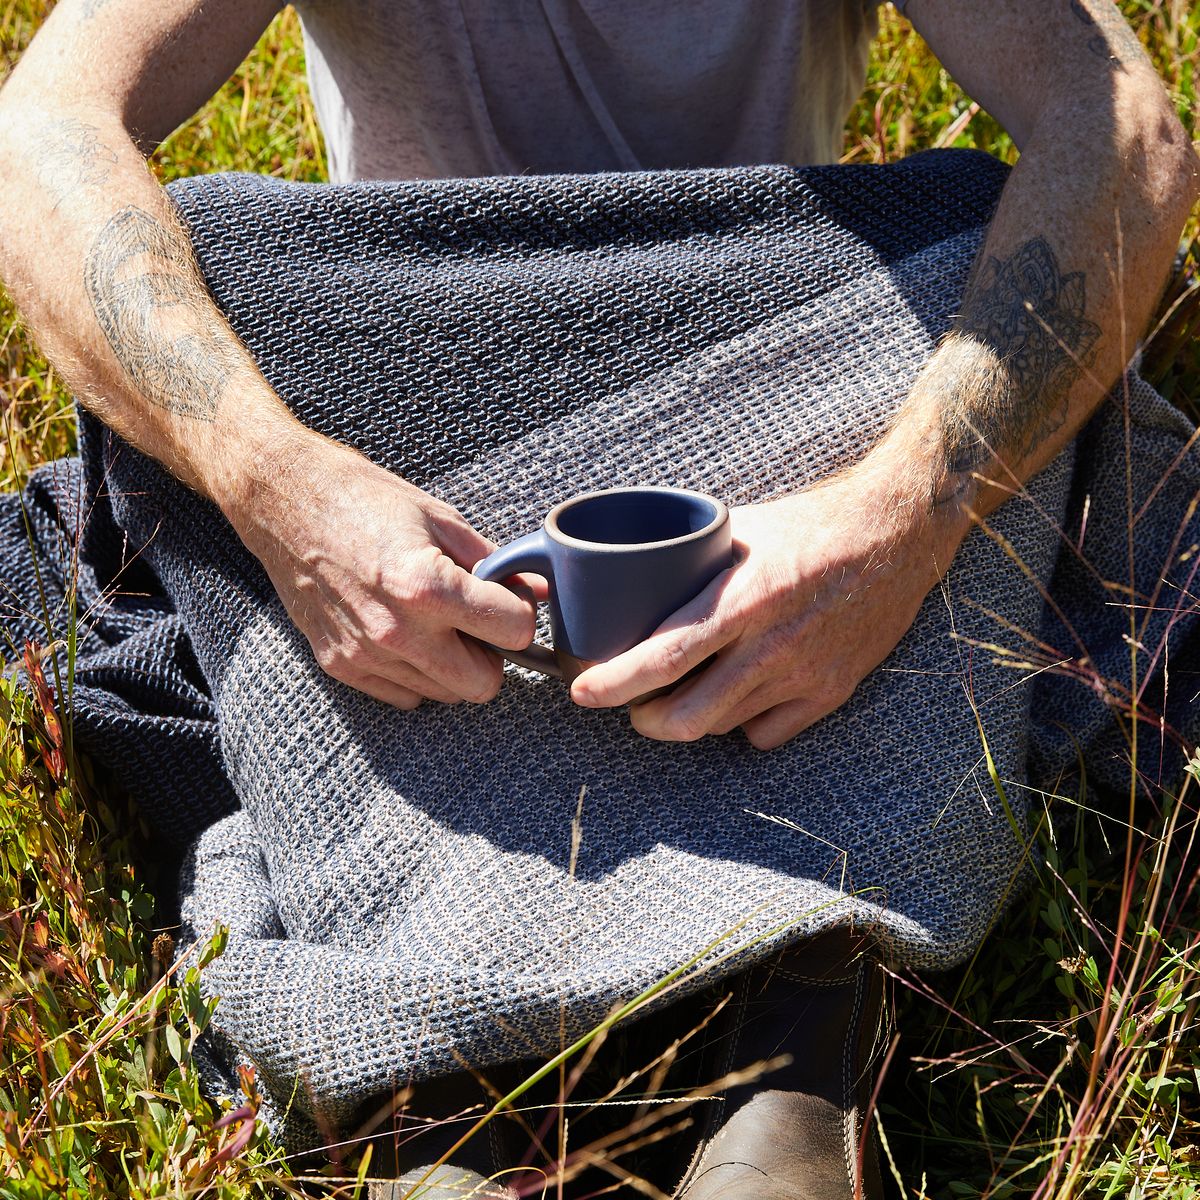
xmin=0 ymin=83 xmax=50 ymax=177
xmin=1138 ymin=97 xmax=1199 ymax=237
xmin=0 ymin=84 xmax=20 ymax=165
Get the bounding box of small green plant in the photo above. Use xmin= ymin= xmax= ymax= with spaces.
xmin=0 ymin=645 xmax=303 ymax=1197
xmin=880 ymin=753 xmax=1200 ymax=1198
xmin=1 ymin=2 xmax=1198 ymax=1197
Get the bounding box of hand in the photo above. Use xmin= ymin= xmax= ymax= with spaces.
xmin=224 ymin=430 xmax=537 ymax=709
xmin=570 ymin=472 xmax=966 ymax=749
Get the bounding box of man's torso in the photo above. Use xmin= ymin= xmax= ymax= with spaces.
xmin=295 ymin=0 xmax=879 ymax=181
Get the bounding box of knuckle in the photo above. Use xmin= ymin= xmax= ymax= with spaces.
xmin=753 ymin=621 xmax=796 ymax=666
xmin=711 ymin=712 xmax=746 ymax=736
xmin=461 ymin=656 xmax=504 ymax=703
xmin=507 ymin=607 xmax=538 ymax=645
xmin=363 ymin=610 xmax=405 ymax=648
xmin=312 ymin=641 xmax=351 ymax=679
xmin=746 ymin=726 xmax=780 ymax=752
xmin=487 ymin=619 xmax=529 ymax=654
xmin=660 ymin=710 xmax=709 ymax=743
xmin=651 ymin=639 xmax=693 ymax=683
xmin=423 ymin=573 xmax=460 ymax=619
xmin=744 ymin=640 xmax=780 ymax=683
xmin=466 ymin=677 xmax=502 ymax=704
xmin=390 ymin=552 xmax=451 ymax=612
xmin=816 ymin=675 xmax=856 ymax=714
xmin=390 ymin=576 xmax=428 ymax=612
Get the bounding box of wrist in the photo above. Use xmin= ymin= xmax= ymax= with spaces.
xmin=842 ymin=421 xmax=974 ymax=575
xmin=204 ymin=407 xmax=322 ymax=529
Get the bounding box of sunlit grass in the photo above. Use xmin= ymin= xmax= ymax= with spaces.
xmin=1 ymin=2 xmax=1198 ymax=1197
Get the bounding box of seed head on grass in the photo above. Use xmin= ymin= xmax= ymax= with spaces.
xmin=2 ymin=2 xmax=1199 ymax=1198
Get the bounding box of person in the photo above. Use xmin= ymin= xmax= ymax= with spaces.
xmin=0 ymin=2 xmax=1195 ymax=1196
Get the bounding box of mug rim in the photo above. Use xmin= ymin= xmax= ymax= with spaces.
xmin=545 ymin=486 xmax=729 ymax=553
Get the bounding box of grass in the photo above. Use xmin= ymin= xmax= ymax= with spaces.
xmin=2 ymin=2 xmax=1200 ymax=1197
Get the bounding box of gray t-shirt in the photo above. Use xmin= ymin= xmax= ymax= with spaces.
xmin=296 ymin=0 xmax=880 ymax=182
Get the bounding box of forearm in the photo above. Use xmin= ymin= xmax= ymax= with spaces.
xmin=0 ymin=96 xmax=308 ymax=512
xmin=857 ymin=29 xmax=1198 ymax=550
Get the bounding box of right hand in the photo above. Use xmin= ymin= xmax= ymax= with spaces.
xmin=223 ymin=431 xmax=537 ymax=709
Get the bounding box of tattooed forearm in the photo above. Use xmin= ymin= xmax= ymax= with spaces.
xmin=37 ymin=117 xmax=118 ymax=210
xmin=934 ymin=237 xmax=1101 ymax=493
xmin=84 ymin=207 xmax=239 ymax=420
xmin=1068 ymin=0 xmax=1143 ymax=72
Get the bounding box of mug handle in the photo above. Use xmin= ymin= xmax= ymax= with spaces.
xmin=472 ymin=530 xmax=562 ymax=678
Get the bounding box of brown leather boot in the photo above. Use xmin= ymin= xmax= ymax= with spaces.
xmin=369 ymin=1164 xmax=514 ymax=1199
xmin=363 ymin=1057 xmax=535 ymax=1199
xmin=671 ymin=927 xmax=887 ymax=1200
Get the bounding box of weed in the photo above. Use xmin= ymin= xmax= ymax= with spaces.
xmin=1 ymin=3 xmax=1198 ymax=1198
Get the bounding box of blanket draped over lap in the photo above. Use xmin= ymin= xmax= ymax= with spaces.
xmin=1 ymin=150 xmax=1197 ymax=1141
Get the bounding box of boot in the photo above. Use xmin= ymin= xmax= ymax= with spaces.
xmin=369 ymin=1164 xmax=514 ymax=1198
xmin=363 ymin=1058 xmax=535 ymax=1200
xmin=671 ymin=926 xmax=887 ymax=1200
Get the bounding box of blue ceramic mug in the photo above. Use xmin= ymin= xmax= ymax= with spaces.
xmin=473 ymin=486 xmax=733 ymax=681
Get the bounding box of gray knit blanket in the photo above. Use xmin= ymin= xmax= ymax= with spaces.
xmin=3 ymin=150 xmax=1197 ymax=1141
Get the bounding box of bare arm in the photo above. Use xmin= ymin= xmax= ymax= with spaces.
xmin=895 ymin=0 xmax=1199 ymax=523
xmin=574 ymin=0 xmax=1199 ymax=748
xmin=0 ymin=0 xmax=293 ymax=494
xmin=0 ymin=0 xmax=535 ymax=706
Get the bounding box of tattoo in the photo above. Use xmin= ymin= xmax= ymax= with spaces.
xmin=937 ymin=237 xmax=1101 ymax=487
xmin=1069 ymin=0 xmax=1140 ymax=72
xmin=80 ymin=0 xmax=116 ymax=18
xmin=38 ymin=118 xmax=118 ymax=210
xmin=84 ymin=207 xmax=239 ymax=420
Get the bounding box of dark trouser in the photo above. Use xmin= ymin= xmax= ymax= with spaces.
xmin=365 ymin=928 xmax=886 ymax=1199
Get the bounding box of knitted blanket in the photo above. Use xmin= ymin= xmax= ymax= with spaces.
xmin=2 ymin=150 xmax=1197 ymax=1141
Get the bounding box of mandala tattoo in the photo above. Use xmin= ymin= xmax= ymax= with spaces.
xmin=85 ymin=207 xmax=237 ymax=420
xmin=942 ymin=237 xmax=1101 ymax=475
xmin=38 ymin=117 xmax=118 ymax=209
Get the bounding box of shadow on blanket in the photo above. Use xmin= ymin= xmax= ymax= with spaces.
xmin=1 ymin=149 xmax=1196 ymax=1144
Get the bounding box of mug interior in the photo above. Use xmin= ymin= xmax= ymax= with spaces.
xmin=552 ymin=489 xmax=719 ymax=547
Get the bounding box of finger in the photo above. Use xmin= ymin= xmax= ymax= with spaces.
xmin=309 ymin=614 xmax=471 ymax=704
xmin=368 ymin=627 xmax=504 ymax=704
xmin=741 ymin=696 xmax=831 ymax=751
xmin=706 ymin=680 xmax=779 ymax=735
xmin=446 ymin=628 xmax=511 ymax=700
xmin=431 ymin=511 xmax=498 ymax=572
xmin=354 ymin=673 xmax=426 ymax=710
xmin=365 ymin=658 xmax=466 ymax=704
xmin=570 ymin=573 xmax=737 ymax=708
xmin=393 ymin=619 xmax=511 ymax=700
xmin=452 ymin=568 xmax=539 ymax=651
xmin=348 ymin=639 xmax=470 ymax=705
xmin=626 ymin=651 xmax=764 ymax=743
xmin=487 ymin=572 xmax=546 ymax=608
xmin=511 ymin=571 xmax=550 ymax=604
xmin=700 ymin=667 xmax=820 ymax=735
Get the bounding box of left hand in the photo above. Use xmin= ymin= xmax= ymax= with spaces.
xmin=570 ymin=472 xmax=966 ymax=750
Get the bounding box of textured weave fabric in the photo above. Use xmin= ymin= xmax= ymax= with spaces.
xmin=2 ymin=150 xmax=1197 ymax=1144
xmin=0 ymin=447 xmax=236 ymax=843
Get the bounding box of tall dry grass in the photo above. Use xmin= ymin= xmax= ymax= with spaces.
xmin=1 ymin=3 xmax=1198 ymax=1197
